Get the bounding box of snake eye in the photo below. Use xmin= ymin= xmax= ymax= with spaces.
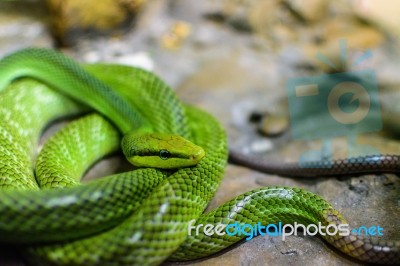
xmin=159 ymin=149 xmax=171 ymax=160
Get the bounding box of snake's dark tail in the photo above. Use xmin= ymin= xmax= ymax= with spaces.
xmin=229 ymin=150 xmax=400 ymax=178
xmin=171 ymin=186 xmax=400 ymax=264
xmin=323 ymin=208 xmax=400 ymax=264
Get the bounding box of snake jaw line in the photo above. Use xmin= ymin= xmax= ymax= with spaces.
xmin=128 ymin=152 xmax=205 ymax=169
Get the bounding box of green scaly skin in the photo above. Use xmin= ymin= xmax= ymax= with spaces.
xmin=0 ymin=49 xmax=195 ymax=244
xmin=0 ymin=48 xmax=398 ymax=265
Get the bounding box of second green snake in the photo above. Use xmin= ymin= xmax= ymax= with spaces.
xmin=0 ymin=48 xmax=398 ymax=265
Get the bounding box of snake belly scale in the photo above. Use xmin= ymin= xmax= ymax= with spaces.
xmin=0 ymin=48 xmax=398 ymax=265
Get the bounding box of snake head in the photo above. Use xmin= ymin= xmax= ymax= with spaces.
xmin=121 ymin=132 xmax=205 ymax=169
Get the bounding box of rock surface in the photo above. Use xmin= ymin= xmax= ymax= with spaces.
xmin=0 ymin=0 xmax=399 ymax=266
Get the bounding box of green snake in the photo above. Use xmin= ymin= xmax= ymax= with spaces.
xmin=0 ymin=48 xmax=398 ymax=265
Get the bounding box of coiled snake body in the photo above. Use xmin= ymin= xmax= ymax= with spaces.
xmin=0 ymin=48 xmax=398 ymax=265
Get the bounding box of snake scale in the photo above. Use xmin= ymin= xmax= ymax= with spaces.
xmin=0 ymin=48 xmax=398 ymax=265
